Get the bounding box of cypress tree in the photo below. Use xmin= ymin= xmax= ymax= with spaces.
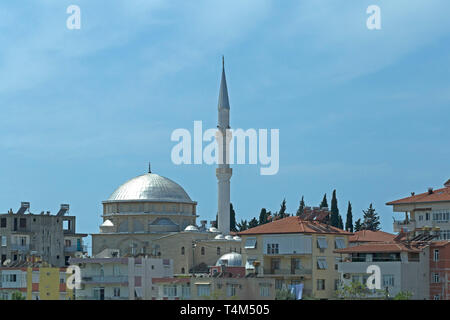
xmin=259 ymin=208 xmax=269 ymax=225
xmin=279 ymin=198 xmax=288 ymax=218
xmin=330 ymin=190 xmax=340 ymax=227
xmin=337 ymin=214 xmax=344 ymax=230
xmin=320 ymin=194 xmax=328 ymax=208
xmin=345 ymin=201 xmax=353 ymax=232
xmin=354 ymin=218 xmax=362 ymax=232
xmin=296 ymin=196 xmax=305 ymax=216
xmin=230 ymin=203 xmax=237 ymax=232
xmin=237 ymin=219 xmax=248 ymax=231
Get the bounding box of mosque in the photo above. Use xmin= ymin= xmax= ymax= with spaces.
xmin=91 ymin=60 xmax=243 ymax=274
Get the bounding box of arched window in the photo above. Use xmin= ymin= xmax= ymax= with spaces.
xmin=217 ymin=247 xmax=221 ymax=256
xmin=181 ymin=247 xmax=185 ymax=255
xmin=201 ymin=247 xmax=205 ymax=255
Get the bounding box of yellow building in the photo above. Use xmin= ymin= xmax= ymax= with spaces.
xmin=238 ymin=216 xmax=352 ymax=299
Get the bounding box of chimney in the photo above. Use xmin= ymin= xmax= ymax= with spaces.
xmin=428 ymin=188 xmax=433 ymax=195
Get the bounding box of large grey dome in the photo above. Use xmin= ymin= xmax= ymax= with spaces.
xmin=106 ymin=173 xmax=193 ymax=203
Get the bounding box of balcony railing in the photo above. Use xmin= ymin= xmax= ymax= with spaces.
xmin=10 ymin=244 xmax=30 ymax=251
xmin=64 ymin=245 xmax=87 ymax=253
xmin=264 ymin=268 xmax=312 ymax=275
xmin=82 ymin=275 xmax=128 ymax=284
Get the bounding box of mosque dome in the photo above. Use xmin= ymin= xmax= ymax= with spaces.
xmin=225 ymin=235 xmax=234 ymax=240
xmin=101 ymin=220 xmax=114 ymax=227
xmin=184 ymin=225 xmax=199 ymax=232
xmin=214 ymin=234 xmax=225 ymax=240
xmin=106 ymin=173 xmax=193 ymax=203
xmin=233 ymin=236 xmax=241 ymax=241
xmin=215 ymin=252 xmax=242 ymax=267
xmin=209 ymin=227 xmax=220 ymax=233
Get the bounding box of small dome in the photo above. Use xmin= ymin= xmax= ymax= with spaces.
xmin=214 ymin=234 xmax=225 ymax=240
xmin=209 ymin=227 xmax=219 ymax=233
xmin=233 ymin=236 xmax=241 ymax=241
xmin=216 ymin=252 xmax=242 ymax=267
xmin=225 ymin=235 xmax=234 ymax=240
xmin=101 ymin=220 xmax=114 ymax=227
xmin=184 ymin=225 xmax=199 ymax=232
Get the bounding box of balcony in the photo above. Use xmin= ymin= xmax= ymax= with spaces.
xmin=263 ymin=268 xmax=312 ymax=276
xmin=10 ymin=244 xmax=30 ymax=252
xmin=64 ymin=245 xmax=87 ymax=253
xmin=393 ymin=219 xmax=415 ymax=232
xmin=82 ymin=275 xmax=128 ymax=284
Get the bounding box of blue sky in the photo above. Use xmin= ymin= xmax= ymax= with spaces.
xmin=1 ymin=1 xmax=450 ymax=249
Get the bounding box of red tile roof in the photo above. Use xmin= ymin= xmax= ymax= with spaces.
xmin=349 ymin=230 xmax=396 ymax=243
xmin=386 ymin=182 xmax=450 ymax=205
xmin=237 ymin=216 xmax=352 ymax=236
xmin=152 ymin=277 xmax=190 ymax=284
xmin=335 ymin=242 xmax=426 ymax=254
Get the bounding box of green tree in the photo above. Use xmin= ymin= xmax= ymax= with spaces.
xmin=278 ymin=198 xmax=288 ymax=218
xmin=330 ymin=190 xmax=340 ymax=227
xmin=320 ymin=194 xmax=328 ymax=208
xmin=345 ymin=201 xmax=353 ymax=232
xmin=230 ymin=203 xmax=237 ymax=232
xmin=296 ymin=196 xmax=305 ymax=216
xmin=11 ymin=292 xmax=25 ymax=300
xmin=237 ymin=219 xmax=248 ymax=232
xmin=361 ymin=203 xmax=381 ymax=231
xmin=393 ymin=291 xmax=413 ymax=300
xmin=337 ymin=214 xmax=344 ymax=229
xmin=259 ymin=208 xmax=269 ymax=225
xmin=275 ymin=289 xmax=296 ymax=300
xmin=354 ymin=218 xmax=362 ymax=232
xmin=249 ymin=217 xmax=259 ymax=229
xmin=337 ymin=282 xmax=370 ymax=300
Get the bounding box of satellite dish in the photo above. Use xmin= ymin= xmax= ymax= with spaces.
xmin=3 ymin=259 xmax=11 ymax=266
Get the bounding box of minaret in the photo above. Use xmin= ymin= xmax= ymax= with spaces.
xmin=216 ymin=57 xmax=232 ymax=235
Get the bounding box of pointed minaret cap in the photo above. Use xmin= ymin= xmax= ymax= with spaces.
xmin=218 ymin=56 xmax=230 ymax=110
xmin=148 ymin=162 xmax=152 ymax=174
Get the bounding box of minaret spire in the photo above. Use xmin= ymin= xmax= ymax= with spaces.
xmin=216 ymin=57 xmax=232 ymax=235
xmin=148 ymin=162 xmax=151 ymax=173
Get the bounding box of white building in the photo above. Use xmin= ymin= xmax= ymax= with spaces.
xmin=70 ymin=250 xmax=173 ymax=300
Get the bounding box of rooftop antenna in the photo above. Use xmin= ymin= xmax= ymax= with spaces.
xmin=148 ymin=162 xmax=151 ymax=174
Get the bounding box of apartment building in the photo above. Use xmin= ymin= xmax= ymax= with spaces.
xmin=387 ymin=179 xmax=450 ymax=241
xmin=430 ymin=241 xmax=450 ymax=300
xmin=335 ymin=241 xmax=430 ymax=299
xmin=69 ymin=250 xmax=173 ymax=300
xmin=0 ymin=202 xmax=87 ymax=267
xmin=238 ymin=216 xmax=352 ymax=299
xmin=152 ymin=266 xmax=275 ymax=300
xmin=0 ymin=263 xmax=73 ymax=300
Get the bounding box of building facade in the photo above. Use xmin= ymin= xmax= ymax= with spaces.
xmin=0 ymin=202 xmax=87 ymax=267
xmin=238 ymin=216 xmax=352 ymax=299
xmin=387 ymin=179 xmax=450 ymax=241
xmin=429 ymin=241 xmax=450 ymax=300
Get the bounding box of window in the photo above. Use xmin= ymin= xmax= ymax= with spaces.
xmin=1 ymin=236 xmax=6 ymax=247
xmin=383 ymin=274 xmax=395 ymax=287
xmin=317 ymin=237 xmax=328 ymax=249
xmin=19 ymin=218 xmax=26 ymax=229
xmin=267 ymin=243 xmax=279 ymax=254
xmin=217 ymin=247 xmax=220 ymax=256
xmin=181 ymin=247 xmax=185 ymax=255
xmin=226 ymin=284 xmax=238 ymax=297
xmin=163 ymin=285 xmax=177 ymax=297
xmin=201 ymin=247 xmax=205 ymax=255
xmin=434 ymin=295 xmax=440 ymax=300
xmin=197 ymin=284 xmax=210 ymax=297
xmin=181 ymin=268 xmax=185 ymax=274
xmin=317 ymin=279 xmax=325 ymax=290
xmin=244 ymin=238 xmax=257 ymax=249
xmin=433 ymin=273 xmax=440 ymax=283
xmin=419 ymin=215 xmax=423 ymax=221
xmin=434 ymin=249 xmax=439 ymax=262
xmin=426 ymin=213 xmax=430 ymax=220
xmin=65 ymin=239 xmax=72 ymax=247
xmin=182 ymin=285 xmax=190 ymax=298
xmin=292 ymin=258 xmax=301 ymax=270
xmin=317 ymin=257 xmax=328 ymax=270
xmin=260 ymin=284 xmax=270 ymax=297
xmin=334 ymin=279 xmax=340 ymax=291
xmin=334 ymin=238 xmax=345 ymax=249
xmin=113 ymin=288 xmax=120 ymax=297
xmin=0 ymin=218 xmax=6 ymax=228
